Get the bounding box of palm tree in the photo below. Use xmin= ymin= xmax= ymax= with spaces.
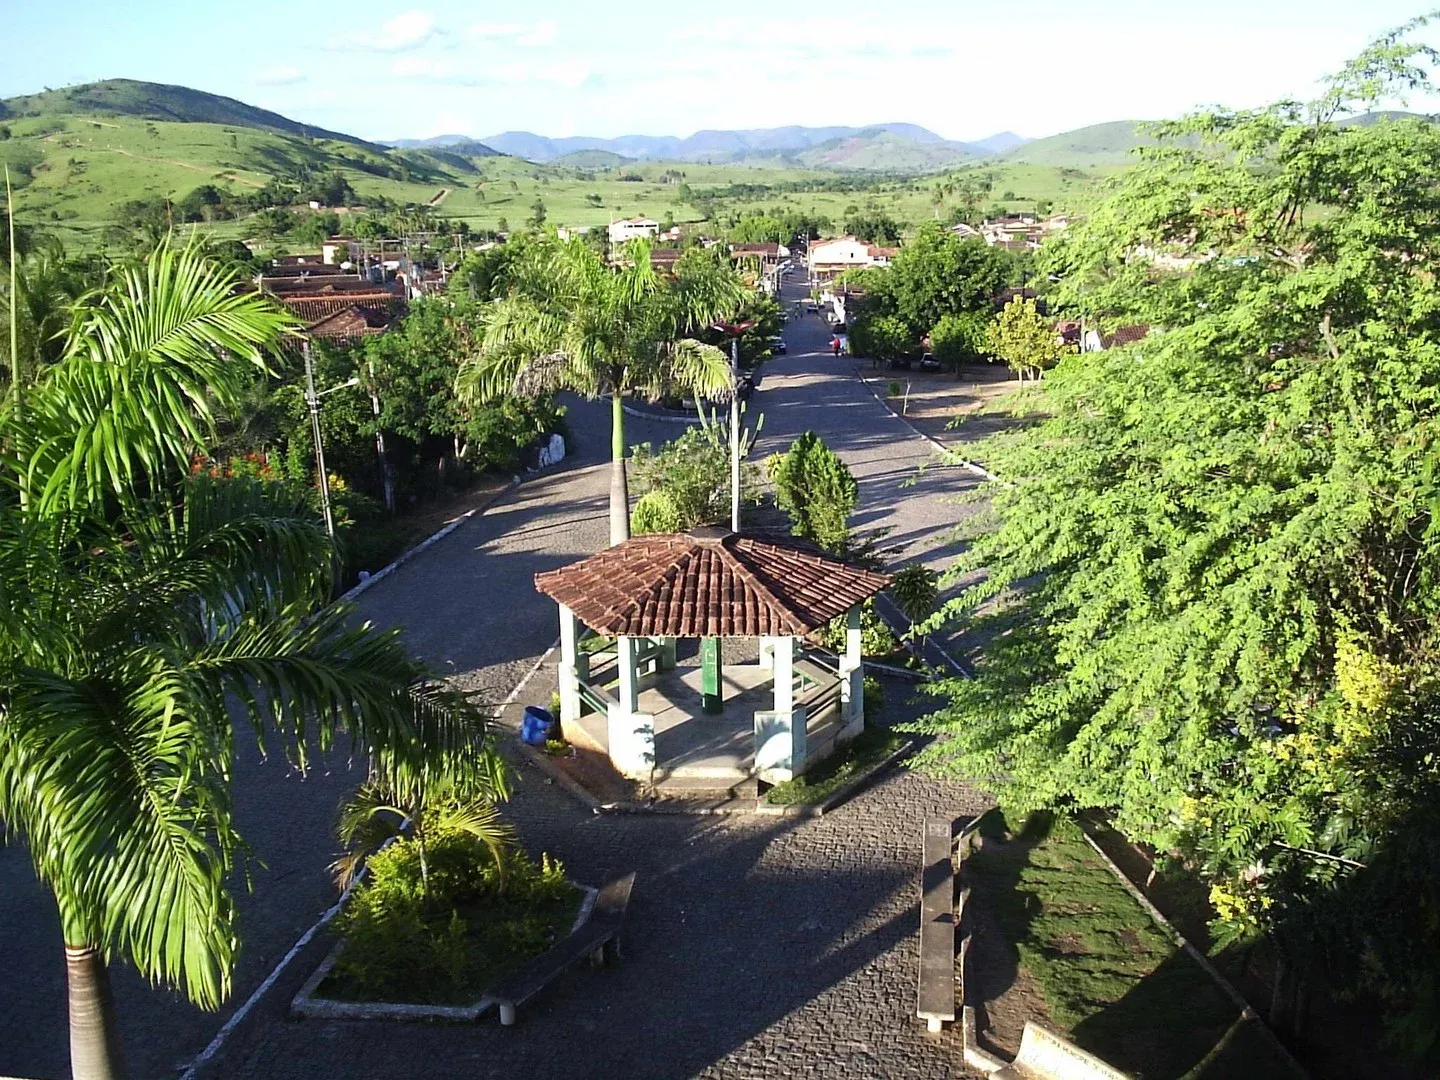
xmin=0 ymin=241 xmax=494 ymax=1080
xmin=331 ymin=756 xmax=515 ymax=893
xmin=457 ymin=237 xmax=747 ymax=544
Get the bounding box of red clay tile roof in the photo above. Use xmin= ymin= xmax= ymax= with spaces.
xmin=305 ymin=305 xmax=396 ymax=339
xmin=534 ymin=528 xmax=891 ymax=637
xmin=278 ymin=292 xmax=406 ymax=323
xmin=1102 ymin=324 xmax=1150 ymax=348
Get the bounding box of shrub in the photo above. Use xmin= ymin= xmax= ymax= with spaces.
xmin=887 ymin=380 xmax=901 ymax=397
xmin=863 ymin=675 xmax=885 ymax=717
xmin=890 ymin=563 xmax=939 ymax=626
xmin=929 ymin=311 xmax=992 ymax=367
xmin=768 ymin=431 xmax=857 ymax=552
xmin=631 ymin=489 xmax=683 ymax=534
xmin=330 ymin=835 xmax=573 ymax=1005
xmin=821 ymin=599 xmax=899 ymax=658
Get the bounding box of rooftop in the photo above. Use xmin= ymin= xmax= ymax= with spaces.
xmin=534 ymin=528 xmax=890 ymax=638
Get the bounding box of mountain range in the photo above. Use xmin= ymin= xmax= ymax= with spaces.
xmin=391 ymin=124 xmax=1031 ymax=166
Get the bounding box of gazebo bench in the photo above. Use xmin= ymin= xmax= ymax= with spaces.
xmin=492 ymin=871 xmax=636 ymax=1027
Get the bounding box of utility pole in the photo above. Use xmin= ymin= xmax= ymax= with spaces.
xmin=367 ymin=359 xmax=394 ymax=512
xmin=303 ymin=341 xmax=335 ymax=538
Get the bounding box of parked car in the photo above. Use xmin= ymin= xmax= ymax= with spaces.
xmin=887 ymin=355 xmax=913 ymax=370
xmin=769 ymin=337 xmax=787 ymax=354
xmin=919 ymin=352 xmax=940 ymax=371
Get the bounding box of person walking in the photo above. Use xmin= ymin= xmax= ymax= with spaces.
xmin=831 ymin=336 xmax=842 ymax=357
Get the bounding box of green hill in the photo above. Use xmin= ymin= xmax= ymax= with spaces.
xmin=1001 ymin=121 xmax=1154 ymax=168
xmin=0 ymin=79 xmax=381 ymax=150
xmin=551 ymin=149 xmax=633 ymax=168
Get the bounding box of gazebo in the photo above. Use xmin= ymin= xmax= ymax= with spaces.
xmin=534 ymin=527 xmax=891 ymax=785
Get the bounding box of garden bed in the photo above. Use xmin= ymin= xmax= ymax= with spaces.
xmin=964 ymin=811 xmax=1300 ymax=1079
xmin=292 ymin=843 xmax=591 ymax=1022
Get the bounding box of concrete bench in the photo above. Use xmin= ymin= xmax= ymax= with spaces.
xmin=993 ymin=1021 xmax=1133 ymax=1079
xmin=492 ymin=871 xmax=636 ymax=1027
xmin=917 ymin=818 xmax=956 ymax=1032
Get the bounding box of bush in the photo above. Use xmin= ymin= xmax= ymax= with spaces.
xmin=887 ymin=380 xmax=901 ymax=397
xmin=863 ymin=675 xmax=885 ymax=717
xmin=768 ymin=431 xmax=857 ymax=552
xmin=629 ymin=423 xmax=761 ymax=531
xmin=330 ymin=835 xmax=576 ymax=1005
xmin=821 ymin=600 xmax=899 ymax=658
xmin=631 ymin=489 xmax=683 ymax=534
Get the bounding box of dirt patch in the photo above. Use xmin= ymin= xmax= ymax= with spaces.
xmin=857 ymin=361 xmax=1027 ymax=451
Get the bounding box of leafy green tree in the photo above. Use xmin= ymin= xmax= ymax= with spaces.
xmin=843 ymin=211 xmax=901 ymax=245
xmin=768 ymin=431 xmax=857 ymax=552
xmin=458 ymin=237 xmax=744 ymax=544
xmin=929 ymin=310 xmax=991 ymax=367
xmin=527 ymin=197 xmax=547 ymax=228
xmin=849 ymin=313 xmax=912 ymax=361
xmin=983 ymin=296 xmax=1069 ymax=380
xmin=885 ymin=222 xmax=1008 ymax=335
xmin=0 ymin=242 xmax=487 ymax=1080
xmin=912 ymin=20 xmax=1440 ymax=1053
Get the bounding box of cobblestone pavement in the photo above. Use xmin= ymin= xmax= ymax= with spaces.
xmin=1 ymin=278 xmax=991 ymax=1080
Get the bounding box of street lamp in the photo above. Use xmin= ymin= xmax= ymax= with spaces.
xmin=302 ymin=340 xmax=360 ymax=538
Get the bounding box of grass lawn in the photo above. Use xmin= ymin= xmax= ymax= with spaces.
xmin=764 ymin=727 xmax=904 ymax=805
xmin=968 ymin=811 xmax=1298 ymax=1080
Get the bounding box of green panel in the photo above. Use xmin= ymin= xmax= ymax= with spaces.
xmin=701 ymin=637 xmax=723 ymax=714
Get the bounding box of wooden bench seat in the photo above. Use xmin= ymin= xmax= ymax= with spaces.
xmin=492 ymin=871 xmax=636 ymax=1026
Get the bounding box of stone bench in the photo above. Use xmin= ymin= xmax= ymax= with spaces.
xmin=492 ymin=871 xmax=636 ymax=1027
xmin=917 ymin=818 xmax=956 ymax=1032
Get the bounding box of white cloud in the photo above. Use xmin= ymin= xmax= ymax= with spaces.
xmin=391 ymin=56 xmax=458 ymax=79
xmin=465 ymin=19 xmax=559 ymax=48
xmin=329 ymin=9 xmax=443 ymax=52
xmin=254 ymin=65 xmax=306 ymax=86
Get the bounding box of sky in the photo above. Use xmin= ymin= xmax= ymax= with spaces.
xmin=3 ymin=1 xmax=1439 ymax=143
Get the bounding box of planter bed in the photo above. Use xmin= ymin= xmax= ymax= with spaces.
xmin=292 ymin=882 xmax=596 ymax=1023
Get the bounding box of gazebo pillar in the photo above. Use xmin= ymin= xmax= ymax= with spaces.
xmin=557 ymin=605 xmax=582 ymax=730
xmin=839 ymin=604 xmax=865 ymax=739
xmin=608 ymin=634 xmax=655 ymax=779
xmin=756 ymin=635 xmax=806 ymax=782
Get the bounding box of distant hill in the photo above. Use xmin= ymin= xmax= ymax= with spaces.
xmin=0 ymin=79 xmax=382 ymax=151
xmin=970 ymin=131 xmax=1029 ymax=154
xmin=551 ymin=149 xmax=633 ymax=168
xmin=796 ymin=130 xmax=976 ymax=171
xmin=1001 ymin=121 xmax=1154 ymax=167
xmin=477 ymin=123 xmax=978 ymax=164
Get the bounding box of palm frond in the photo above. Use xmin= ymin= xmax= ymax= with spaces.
xmin=12 ymin=240 xmax=296 ymax=515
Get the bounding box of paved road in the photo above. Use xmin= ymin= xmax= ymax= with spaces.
xmin=0 ymin=277 xmax=989 ymax=1080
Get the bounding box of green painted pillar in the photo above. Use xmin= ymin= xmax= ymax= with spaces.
xmin=701 ymin=637 xmax=723 ymax=714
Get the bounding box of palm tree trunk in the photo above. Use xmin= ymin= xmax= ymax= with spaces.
xmin=66 ymin=943 xmax=127 ymax=1080
xmin=609 ymin=391 xmax=630 ymax=545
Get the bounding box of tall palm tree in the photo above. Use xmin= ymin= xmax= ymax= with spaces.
xmin=457 ymin=237 xmax=747 ymax=544
xmin=0 ymin=241 xmax=496 ymax=1080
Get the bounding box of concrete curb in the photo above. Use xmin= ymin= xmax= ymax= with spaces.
xmin=1073 ymin=823 xmax=1311 ymax=1080
xmin=335 ymin=475 xmax=523 ymax=606
xmin=288 ymin=883 xmax=598 ymax=1023
xmin=852 ymin=366 xmax=998 ymax=483
xmin=621 ymin=402 xmax=701 ymax=425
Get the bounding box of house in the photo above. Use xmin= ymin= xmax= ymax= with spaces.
xmin=949 ymin=222 xmax=981 ymax=240
xmin=807 ymin=236 xmax=896 ymax=282
xmin=1082 ymin=324 xmax=1150 ymax=352
xmin=608 ymin=216 xmax=660 ymax=244
xmin=304 ymin=304 xmax=397 ymax=340
xmin=981 ymin=215 xmax=1044 ymax=249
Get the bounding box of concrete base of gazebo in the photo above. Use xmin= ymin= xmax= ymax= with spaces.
xmin=561 ymin=659 xmax=850 ymax=787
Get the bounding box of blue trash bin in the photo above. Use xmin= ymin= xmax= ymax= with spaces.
xmin=521 ymin=705 xmax=555 ymax=746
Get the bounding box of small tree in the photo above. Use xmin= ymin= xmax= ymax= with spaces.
xmin=984 ymin=296 xmax=1071 ymax=380
xmin=768 ymin=431 xmax=857 ymax=552
xmin=929 ymin=311 xmax=992 ymax=368
xmin=890 ymin=563 xmax=939 ymax=656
